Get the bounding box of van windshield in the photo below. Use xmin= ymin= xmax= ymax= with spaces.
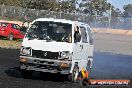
xmin=26 ymin=21 xmax=72 ymax=42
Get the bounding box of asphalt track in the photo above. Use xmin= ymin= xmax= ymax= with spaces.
xmin=0 ymin=48 xmax=131 ymax=88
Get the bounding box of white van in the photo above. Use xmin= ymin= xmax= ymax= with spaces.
xmin=19 ymin=18 xmax=94 ymax=82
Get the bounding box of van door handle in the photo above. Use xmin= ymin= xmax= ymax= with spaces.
xmin=80 ymin=45 xmax=83 ymax=49
xmin=82 ymin=45 xmax=83 ymax=49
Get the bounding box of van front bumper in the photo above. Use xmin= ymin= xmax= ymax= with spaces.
xmin=19 ymin=56 xmax=72 ymax=74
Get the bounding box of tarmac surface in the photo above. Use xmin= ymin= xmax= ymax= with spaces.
xmin=0 ymin=48 xmax=131 ymax=88
xmin=94 ymin=33 xmax=132 ymax=55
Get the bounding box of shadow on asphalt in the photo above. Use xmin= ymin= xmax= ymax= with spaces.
xmin=5 ymin=66 xmax=70 ymax=82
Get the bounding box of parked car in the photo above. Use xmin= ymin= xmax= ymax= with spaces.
xmin=0 ymin=22 xmax=25 ymax=40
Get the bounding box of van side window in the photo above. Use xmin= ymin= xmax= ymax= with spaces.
xmin=87 ymin=27 xmax=93 ymax=45
xmin=80 ymin=27 xmax=88 ymax=43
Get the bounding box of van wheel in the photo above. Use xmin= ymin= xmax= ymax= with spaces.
xmin=8 ymin=33 xmax=14 ymax=40
xmin=79 ymin=78 xmax=89 ymax=86
xmin=78 ymin=69 xmax=91 ymax=86
xmin=71 ymin=65 xmax=79 ymax=82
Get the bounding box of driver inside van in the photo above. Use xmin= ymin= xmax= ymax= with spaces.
xmin=61 ymin=26 xmax=72 ymax=43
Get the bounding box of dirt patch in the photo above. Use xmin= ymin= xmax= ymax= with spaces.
xmin=0 ymin=39 xmax=22 ymax=49
xmin=94 ymin=33 xmax=132 ymax=55
xmin=93 ymin=28 xmax=132 ymax=36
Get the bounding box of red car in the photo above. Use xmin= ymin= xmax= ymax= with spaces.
xmin=0 ymin=22 xmax=25 ymax=40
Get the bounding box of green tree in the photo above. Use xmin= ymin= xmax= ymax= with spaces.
xmin=112 ymin=8 xmax=122 ymax=17
xmin=23 ymin=0 xmax=58 ymax=11
xmin=123 ymin=4 xmax=132 ymax=17
xmin=80 ymin=0 xmax=109 ymax=15
xmin=58 ymin=0 xmax=76 ymax=13
xmin=79 ymin=0 xmax=121 ymax=17
xmin=0 ymin=0 xmax=22 ymax=6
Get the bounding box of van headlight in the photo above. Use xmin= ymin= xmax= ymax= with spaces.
xmin=59 ymin=51 xmax=72 ymax=60
xmin=20 ymin=47 xmax=32 ymax=56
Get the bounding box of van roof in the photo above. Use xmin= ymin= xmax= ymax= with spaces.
xmin=34 ymin=18 xmax=90 ymax=27
xmin=34 ymin=18 xmax=75 ymax=24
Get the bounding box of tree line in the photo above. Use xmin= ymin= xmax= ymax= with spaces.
xmin=0 ymin=0 xmax=131 ymax=17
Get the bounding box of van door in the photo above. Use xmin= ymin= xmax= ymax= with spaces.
xmin=72 ymin=25 xmax=88 ymax=72
xmin=79 ymin=26 xmax=89 ymax=71
xmin=72 ymin=25 xmax=83 ymax=72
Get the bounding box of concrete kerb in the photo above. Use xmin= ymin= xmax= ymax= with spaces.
xmin=93 ymin=28 xmax=132 ymax=36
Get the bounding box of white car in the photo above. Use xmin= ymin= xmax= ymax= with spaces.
xmin=19 ymin=18 xmax=94 ymax=82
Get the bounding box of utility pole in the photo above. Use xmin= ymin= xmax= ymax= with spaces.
xmin=108 ymin=0 xmax=112 ymax=28
xmin=108 ymin=4 xmax=112 ymax=28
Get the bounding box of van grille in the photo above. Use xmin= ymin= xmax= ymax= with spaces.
xmin=32 ymin=49 xmax=59 ymax=59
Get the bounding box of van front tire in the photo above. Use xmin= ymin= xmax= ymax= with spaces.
xmin=71 ymin=65 xmax=79 ymax=82
xmin=20 ymin=69 xmax=33 ymax=79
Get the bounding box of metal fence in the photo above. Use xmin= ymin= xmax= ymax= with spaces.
xmin=0 ymin=4 xmax=132 ymax=30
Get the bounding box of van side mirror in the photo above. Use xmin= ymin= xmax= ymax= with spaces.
xmin=74 ymin=30 xmax=81 ymax=43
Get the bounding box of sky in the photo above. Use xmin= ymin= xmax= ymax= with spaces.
xmin=107 ymin=0 xmax=132 ymax=12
